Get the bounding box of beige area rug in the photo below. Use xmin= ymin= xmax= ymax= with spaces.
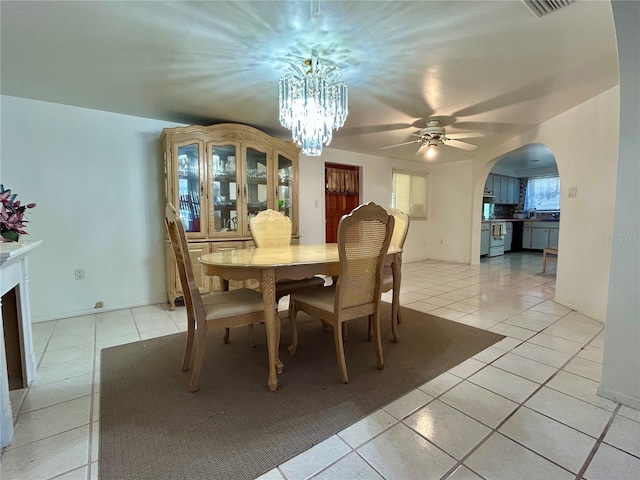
xmin=99 ymin=303 xmax=504 ymax=480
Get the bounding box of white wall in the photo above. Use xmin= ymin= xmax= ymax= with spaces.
xmin=598 ymin=0 xmax=640 ymax=410
xmin=1 ymin=96 xmax=431 ymax=321
xmin=467 ymin=86 xmax=620 ymax=321
xmin=423 ymin=161 xmax=473 ymax=263
xmin=297 ymin=148 xmax=430 ymax=264
xmin=1 ymin=96 xmax=182 ymax=321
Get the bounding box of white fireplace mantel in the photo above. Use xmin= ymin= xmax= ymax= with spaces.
xmin=1 ymin=239 xmax=42 ymax=448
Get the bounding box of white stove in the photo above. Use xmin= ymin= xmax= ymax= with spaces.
xmin=489 ymin=221 xmax=506 ymax=257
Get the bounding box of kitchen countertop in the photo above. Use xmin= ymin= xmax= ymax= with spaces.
xmin=481 ymin=218 xmax=559 ymax=223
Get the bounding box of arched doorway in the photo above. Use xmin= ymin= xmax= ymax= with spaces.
xmin=478 ymin=143 xmax=560 ymax=265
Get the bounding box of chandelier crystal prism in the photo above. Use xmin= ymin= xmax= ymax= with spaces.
xmin=278 ymin=57 xmax=348 ymax=156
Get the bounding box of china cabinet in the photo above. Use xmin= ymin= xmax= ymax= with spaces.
xmin=161 ymin=124 xmax=300 ymax=308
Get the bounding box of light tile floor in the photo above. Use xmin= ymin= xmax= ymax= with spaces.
xmin=2 ymin=252 xmax=639 ymax=479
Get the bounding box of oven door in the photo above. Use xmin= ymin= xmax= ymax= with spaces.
xmin=489 ymin=222 xmax=506 ymax=256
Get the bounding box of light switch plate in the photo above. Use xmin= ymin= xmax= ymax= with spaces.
xmin=568 ymin=186 xmax=578 ymax=198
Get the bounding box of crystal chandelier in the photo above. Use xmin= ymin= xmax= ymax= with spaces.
xmin=278 ymin=58 xmax=348 ymax=156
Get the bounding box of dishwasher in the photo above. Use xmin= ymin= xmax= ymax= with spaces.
xmin=489 ymin=221 xmax=506 ymax=257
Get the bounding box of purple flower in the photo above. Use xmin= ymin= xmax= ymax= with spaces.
xmin=0 ymin=184 xmax=36 ymax=237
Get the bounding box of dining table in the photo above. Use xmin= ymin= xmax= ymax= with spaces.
xmin=198 ymin=243 xmax=402 ymax=391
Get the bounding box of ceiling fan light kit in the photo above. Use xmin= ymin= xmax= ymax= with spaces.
xmin=278 ymin=57 xmax=348 ymax=156
xmin=381 ymin=120 xmax=484 ymax=158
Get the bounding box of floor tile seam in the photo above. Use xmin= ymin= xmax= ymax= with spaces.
xmin=335 ymin=413 xmax=402 ymax=451
xmin=490 ymin=430 xmax=588 ymax=476
xmin=574 ymin=403 xmax=623 ymax=479
xmin=86 ymin=318 xmax=99 ymax=480
xmin=31 ymin=367 xmax=97 ymax=389
xmin=439 ymin=406 xmax=577 ymax=478
xmin=297 ymin=434 xmax=361 ymax=480
xmin=304 ymin=449 xmax=383 ymax=480
xmin=18 ymin=392 xmax=94 ymax=417
xmin=16 ymin=362 xmax=93 ymax=422
xmin=37 ymin=353 xmax=96 ymax=370
xmin=4 ymin=420 xmax=92 ymax=453
xmin=51 ymin=316 xmax=96 ymax=335
xmin=440 ymin=463 xmax=488 ymax=480
xmin=32 ymin=319 xmax=58 ymax=375
xmin=480 ymin=354 xmax=555 ymax=385
xmin=390 ymin=417 xmax=465 ymax=467
xmin=435 ymin=378 xmax=522 ymax=430
xmin=401 ymin=398 xmax=494 ymax=462
xmin=47 ymin=464 xmax=89 ymax=480
xmin=508 ymin=342 xmax=577 ymax=367
xmin=516 ymin=403 xmax=611 ymax=442
xmin=495 ymin=327 xmax=613 ymax=433
xmin=334 ymin=406 xmax=460 ymax=475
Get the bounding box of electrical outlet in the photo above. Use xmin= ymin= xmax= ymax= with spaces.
xmin=95 ymin=301 xmax=104 ymax=308
xmin=568 ymin=186 xmax=578 ymax=198
xmin=74 ymin=268 xmax=85 ymax=280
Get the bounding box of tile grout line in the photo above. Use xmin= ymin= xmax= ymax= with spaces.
xmin=434 ymin=325 xmax=606 ymax=479
xmin=84 ymin=312 xmax=100 ymax=480
xmin=574 ymin=403 xmax=622 ymax=480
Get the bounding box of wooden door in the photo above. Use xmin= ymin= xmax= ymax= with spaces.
xmin=325 ymin=164 xmax=360 ymax=243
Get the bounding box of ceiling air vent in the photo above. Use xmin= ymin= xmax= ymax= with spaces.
xmin=522 ymin=0 xmax=576 ymax=18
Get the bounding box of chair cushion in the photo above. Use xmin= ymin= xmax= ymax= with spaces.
xmin=201 ymin=288 xmax=265 ymax=320
xmin=291 ymin=285 xmax=336 ymax=313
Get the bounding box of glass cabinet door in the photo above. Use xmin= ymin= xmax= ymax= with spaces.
xmin=210 ymin=144 xmax=239 ymax=235
xmin=176 ymin=142 xmax=204 ymax=235
xmin=244 ymin=146 xmax=269 ymax=235
xmin=277 ymin=154 xmax=294 ymax=219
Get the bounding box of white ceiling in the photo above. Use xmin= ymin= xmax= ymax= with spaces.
xmin=1 ymin=1 xmax=618 ymax=167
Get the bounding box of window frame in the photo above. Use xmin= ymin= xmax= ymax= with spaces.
xmin=391 ymin=169 xmax=428 ymax=219
xmin=524 ymin=175 xmax=561 ymax=212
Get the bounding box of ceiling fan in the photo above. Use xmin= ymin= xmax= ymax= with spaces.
xmin=380 ymin=120 xmax=484 ymax=158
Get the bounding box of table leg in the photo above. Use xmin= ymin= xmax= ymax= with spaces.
xmin=391 ymin=254 xmax=402 ymax=342
xmin=262 ymin=268 xmax=282 ymax=391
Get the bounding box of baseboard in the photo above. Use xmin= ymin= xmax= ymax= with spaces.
xmin=597 ymin=384 xmax=640 ymax=411
xmin=552 ymin=295 xmax=605 ymax=323
xmin=33 ymin=300 xmax=158 ymax=323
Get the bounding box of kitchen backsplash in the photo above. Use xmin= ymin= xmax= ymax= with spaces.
xmin=483 ymin=178 xmax=560 ymax=220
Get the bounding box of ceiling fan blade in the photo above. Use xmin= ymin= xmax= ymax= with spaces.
xmin=446 ymin=132 xmax=484 ymax=139
xmin=339 ymin=123 xmax=411 ymax=137
xmin=446 ymin=139 xmax=478 ymax=151
xmin=380 ymin=139 xmax=422 ymax=150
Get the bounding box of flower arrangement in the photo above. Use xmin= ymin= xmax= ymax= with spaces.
xmin=0 ymin=184 xmax=36 ymax=242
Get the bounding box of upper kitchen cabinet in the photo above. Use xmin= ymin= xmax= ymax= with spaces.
xmin=161 ymin=124 xmax=301 ymax=308
xmin=486 ymin=173 xmax=520 ymax=204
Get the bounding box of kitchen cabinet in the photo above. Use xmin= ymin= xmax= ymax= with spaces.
xmin=523 ymin=227 xmax=532 ymax=249
xmin=504 ymin=222 xmax=513 ymax=251
xmin=531 ymin=228 xmax=550 ymax=249
xmin=549 ymin=228 xmax=559 ymax=249
xmin=500 ymin=177 xmax=509 ymax=204
xmin=484 ymin=174 xmax=494 ymax=195
xmin=481 ymin=223 xmax=490 ymax=256
xmin=522 ymin=221 xmax=560 ymax=250
xmin=161 ymin=123 xmax=301 ymax=308
xmin=487 ymin=173 xmax=520 ymax=204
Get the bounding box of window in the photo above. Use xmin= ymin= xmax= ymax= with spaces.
xmin=392 ymin=170 xmax=428 ymax=219
xmin=524 ymin=176 xmax=561 ymax=211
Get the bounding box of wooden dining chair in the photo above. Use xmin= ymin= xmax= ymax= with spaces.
xmin=249 ymin=209 xmax=325 ymax=303
xmin=378 ymin=208 xmax=410 ymax=342
xmin=165 ymin=203 xmax=266 ymax=392
xmin=288 ymin=202 xmax=394 ymax=384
